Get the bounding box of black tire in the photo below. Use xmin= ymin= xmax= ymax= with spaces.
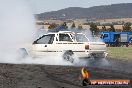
xmin=63 ymin=50 xmax=74 ymax=63
xmin=18 ymin=48 xmax=28 ymax=58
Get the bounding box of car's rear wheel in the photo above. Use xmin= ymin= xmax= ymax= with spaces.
xmin=89 ymin=53 xmax=109 ymax=66
xmin=63 ymin=50 xmax=74 ymax=63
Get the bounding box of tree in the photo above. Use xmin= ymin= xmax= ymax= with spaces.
xmin=109 ymin=25 xmax=116 ymax=32
xmin=90 ymin=23 xmax=99 ymax=35
xmin=122 ymin=22 xmax=131 ymax=32
xmin=78 ymin=24 xmax=83 ymax=29
xmin=62 ymin=22 xmax=68 ymax=29
xmin=48 ymin=23 xmax=58 ymax=29
xmin=102 ymin=25 xmax=107 ymax=31
xmin=71 ymin=22 xmax=76 ymax=29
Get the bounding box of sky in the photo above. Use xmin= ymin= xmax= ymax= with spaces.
xmin=28 ymin=0 xmax=132 ymax=14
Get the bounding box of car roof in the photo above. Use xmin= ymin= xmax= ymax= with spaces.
xmin=47 ymin=31 xmax=75 ymax=34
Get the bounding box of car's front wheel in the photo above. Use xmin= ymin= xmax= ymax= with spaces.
xmin=17 ymin=48 xmax=28 ymax=58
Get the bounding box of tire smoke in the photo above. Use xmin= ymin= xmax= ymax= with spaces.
xmin=0 ymin=0 xmax=35 ymax=63
xmin=0 ymin=1 xmax=72 ymax=65
xmin=0 ymin=1 xmax=108 ymax=66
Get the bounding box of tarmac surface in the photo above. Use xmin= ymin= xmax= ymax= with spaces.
xmin=0 ymin=58 xmax=132 ymax=88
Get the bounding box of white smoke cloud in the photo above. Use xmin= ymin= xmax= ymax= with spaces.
xmin=0 ymin=0 xmax=73 ymax=65
xmin=0 ymin=0 xmax=36 ymax=47
xmin=0 ymin=0 xmax=107 ymax=66
xmin=0 ymin=0 xmax=35 ymax=63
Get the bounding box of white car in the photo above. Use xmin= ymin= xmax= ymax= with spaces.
xmin=20 ymin=31 xmax=107 ymax=63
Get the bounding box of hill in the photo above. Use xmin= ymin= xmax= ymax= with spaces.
xmin=36 ymin=3 xmax=132 ymax=20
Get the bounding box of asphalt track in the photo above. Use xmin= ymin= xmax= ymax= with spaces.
xmin=0 ymin=58 xmax=132 ymax=88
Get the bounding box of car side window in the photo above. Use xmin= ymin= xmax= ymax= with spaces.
xmin=59 ymin=34 xmax=72 ymax=42
xmin=35 ymin=34 xmax=55 ymax=44
xmin=76 ymin=34 xmax=88 ymax=42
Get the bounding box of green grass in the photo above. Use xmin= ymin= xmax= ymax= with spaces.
xmin=107 ymin=47 xmax=132 ymax=60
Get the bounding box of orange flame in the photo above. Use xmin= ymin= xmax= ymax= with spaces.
xmin=81 ymin=67 xmax=89 ymax=78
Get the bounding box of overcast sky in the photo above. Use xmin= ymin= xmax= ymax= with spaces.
xmin=28 ymin=0 xmax=132 ymax=14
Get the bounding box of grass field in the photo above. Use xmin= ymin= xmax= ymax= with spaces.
xmin=107 ymin=47 xmax=132 ymax=60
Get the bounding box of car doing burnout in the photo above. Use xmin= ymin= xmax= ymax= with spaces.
xmin=20 ymin=31 xmax=107 ymax=63
xmin=21 ymin=31 xmax=106 ymax=62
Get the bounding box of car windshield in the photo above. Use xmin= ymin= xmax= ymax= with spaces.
xmin=75 ymin=34 xmax=88 ymax=42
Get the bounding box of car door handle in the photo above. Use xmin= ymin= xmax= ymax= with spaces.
xmin=44 ymin=45 xmax=47 ymax=47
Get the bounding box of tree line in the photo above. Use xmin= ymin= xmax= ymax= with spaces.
xmin=48 ymin=22 xmax=132 ymax=35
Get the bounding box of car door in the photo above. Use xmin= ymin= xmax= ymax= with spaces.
xmin=32 ymin=34 xmax=55 ymax=57
xmin=55 ymin=33 xmax=77 ymax=53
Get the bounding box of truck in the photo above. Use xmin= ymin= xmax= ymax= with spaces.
xmin=100 ymin=32 xmax=131 ymax=47
xmin=19 ymin=31 xmax=107 ymax=63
